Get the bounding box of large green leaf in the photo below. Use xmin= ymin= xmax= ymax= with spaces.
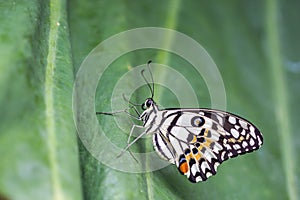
xmin=1 ymin=0 xmax=299 ymax=199
xmin=0 ymin=0 xmax=81 ymax=200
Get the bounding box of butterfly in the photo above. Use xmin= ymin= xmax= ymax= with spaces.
xmin=97 ymin=61 xmax=263 ymax=183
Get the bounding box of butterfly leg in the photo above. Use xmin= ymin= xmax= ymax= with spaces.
xmin=126 ymin=124 xmax=145 ymax=162
xmin=127 ymin=124 xmax=145 ymax=144
xmin=117 ymin=127 xmax=148 ymax=159
xmin=96 ymin=106 xmax=141 ymax=120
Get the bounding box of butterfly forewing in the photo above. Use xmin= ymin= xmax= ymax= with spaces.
xmin=152 ymin=109 xmax=263 ymax=182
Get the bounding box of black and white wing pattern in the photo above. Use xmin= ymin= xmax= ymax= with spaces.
xmin=152 ymin=109 xmax=263 ymax=183
xmin=96 ymin=62 xmax=264 ymax=183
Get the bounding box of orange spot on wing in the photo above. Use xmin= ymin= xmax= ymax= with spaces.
xmin=237 ymin=136 xmax=245 ymax=142
xmin=186 ymin=153 xmax=192 ymax=160
xmin=204 ymin=129 xmax=209 ymax=136
xmin=179 ymin=162 xmax=189 ymax=174
xmin=203 ymin=138 xmax=213 ymax=147
xmin=191 ymin=136 xmax=197 ymax=143
xmin=228 ymin=136 xmax=244 ymax=143
xmin=195 ymin=153 xmax=201 ymax=161
xmin=228 ymin=138 xmax=236 ymax=143
xmin=198 ymin=145 xmax=203 ymax=152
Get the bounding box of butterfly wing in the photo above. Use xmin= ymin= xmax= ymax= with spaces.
xmin=152 ymin=109 xmax=263 ymax=183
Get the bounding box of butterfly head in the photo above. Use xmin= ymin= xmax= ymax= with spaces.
xmin=141 ymin=98 xmax=155 ymax=110
xmin=139 ymin=98 xmax=159 ymax=127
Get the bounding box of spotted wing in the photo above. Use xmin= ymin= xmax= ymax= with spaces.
xmin=152 ymin=109 xmax=263 ymax=183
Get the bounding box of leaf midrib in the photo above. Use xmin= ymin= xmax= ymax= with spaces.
xmin=45 ymin=0 xmax=64 ymax=199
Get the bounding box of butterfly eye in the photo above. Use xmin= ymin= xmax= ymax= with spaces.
xmin=146 ymin=99 xmax=152 ymax=107
xmin=142 ymin=98 xmax=153 ymax=109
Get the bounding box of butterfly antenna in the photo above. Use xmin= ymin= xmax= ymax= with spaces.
xmin=141 ymin=62 xmax=154 ymax=98
xmin=122 ymin=94 xmax=142 ymax=107
xmin=147 ymin=60 xmax=154 ymax=98
xmin=122 ymin=94 xmax=141 ymax=117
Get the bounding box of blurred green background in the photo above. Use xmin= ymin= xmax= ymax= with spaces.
xmin=0 ymin=0 xmax=299 ymax=199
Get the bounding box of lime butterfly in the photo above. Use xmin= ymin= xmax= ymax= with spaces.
xmin=97 ymin=61 xmax=263 ymax=182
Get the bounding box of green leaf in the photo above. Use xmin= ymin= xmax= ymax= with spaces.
xmin=0 ymin=0 xmax=81 ymax=200
xmin=1 ymin=0 xmax=300 ymax=200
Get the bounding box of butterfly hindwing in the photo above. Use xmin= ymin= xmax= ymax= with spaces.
xmin=153 ymin=109 xmax=263 ymax=182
